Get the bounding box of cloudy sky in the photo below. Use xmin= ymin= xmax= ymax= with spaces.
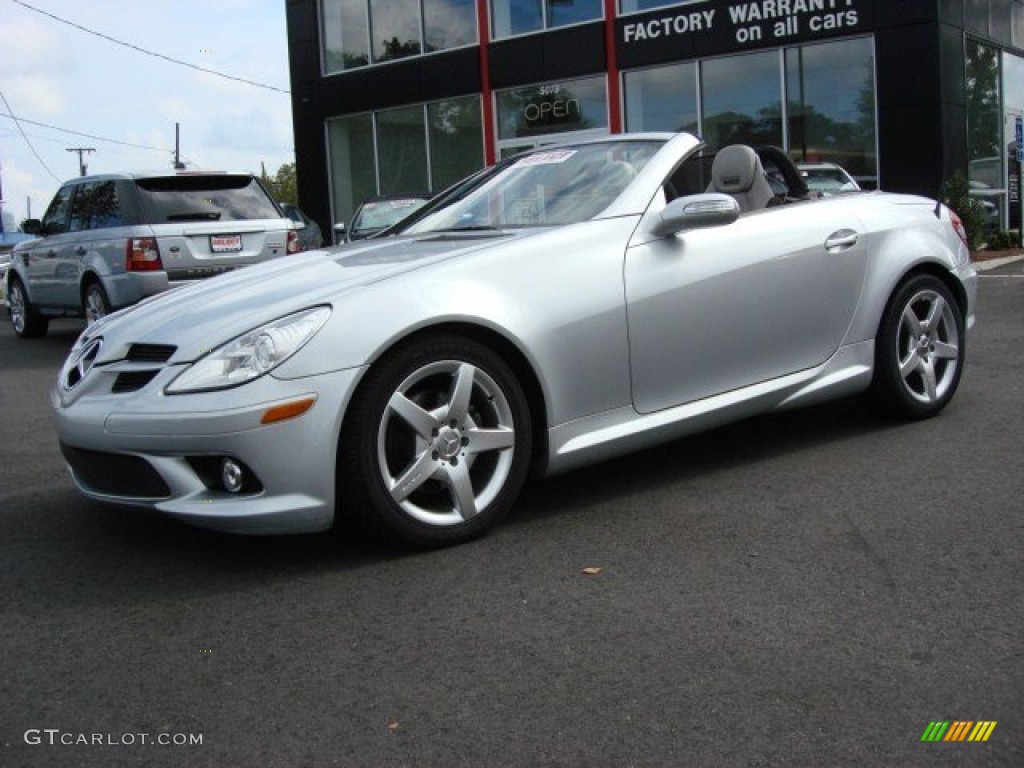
xmin=0 ymin=0 xmax=294 ymax=225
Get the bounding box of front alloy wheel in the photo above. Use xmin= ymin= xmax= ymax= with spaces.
xmin=8 ymin=278 xmax=49 ymax=338
xmin=868 ymin=274 xmax=965 ymax=419
xmin=341 ymin=336 xmax=532 ymax=547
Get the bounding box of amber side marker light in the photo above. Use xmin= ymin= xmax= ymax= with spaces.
xmin=261 ymin=397 xmax=316 ymax=425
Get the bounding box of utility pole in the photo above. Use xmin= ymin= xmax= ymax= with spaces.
xmin=174 ymin=122 xmax=186 ymax=169
xmin=66 ymin=147 xmax=95 ymax=177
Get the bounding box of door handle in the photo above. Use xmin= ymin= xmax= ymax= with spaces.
xmin=825 ymin=230 xmax=859 ymax=251
xmin=45 ymin=250 xmax=57 ymax=258
xmin=75 ymin=247 xmax=87 ymax=256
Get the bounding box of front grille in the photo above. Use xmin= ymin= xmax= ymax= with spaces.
xmin=60 ymin=443 xmax=170 ymax=498
xmin=112 ymin=370 xmax=160 ymax=393
xmin=125 ymin=343 xmax=176 ymax=363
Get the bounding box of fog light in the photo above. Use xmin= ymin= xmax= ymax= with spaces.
xmin=221 ymin=458 xmax=244 ymax=493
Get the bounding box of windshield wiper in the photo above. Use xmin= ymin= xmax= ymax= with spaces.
xmin=165 ymin=212 xmax=222 ymax=222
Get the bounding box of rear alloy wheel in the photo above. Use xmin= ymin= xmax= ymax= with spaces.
xmin=8 ymin=278 xmax=49 ymax=338
xmin=83 ymin=282 xmax=111 ymax=326
xmin=341 ymin=336 xmax=532 ymax=547
xmin=868 ymin=274 xmax=965 ymax=419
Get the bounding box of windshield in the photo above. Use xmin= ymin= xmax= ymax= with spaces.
xmin=801 ymin=168 xmax=858 ymax=192
xmin=404 ymin=140 xmax=664 ymax=234
xmin=352 ymin=198 xmax=429 ymax=235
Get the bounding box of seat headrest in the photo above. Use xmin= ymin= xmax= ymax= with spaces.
xmin=711 ymin=145 xmax=761 ymax=193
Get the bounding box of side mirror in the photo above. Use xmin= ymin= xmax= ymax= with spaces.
xmin=651 ymin=194 xmax=740 ymax=237
xmin=22 ymin=219 xmax=43 ymax=236
xmin=333 ymin=222 xmax=347 ymax=244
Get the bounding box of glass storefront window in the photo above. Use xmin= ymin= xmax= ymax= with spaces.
xmin=619 ymin=0 xmax=706 ymax=12
xmin=322 ymin=0 xmax=370 ymax=73
xmin=621 ymin=38 xmax=878 ymax=187
xmin=376 ymin=106 xmax=430 ymax=194
xmin=328 ymin=97 xmax=484 ymax=224
xmin=966 ymin=39 xmax=1004 ymax=230
xmin=623 ymin=61 xmax=698 ymax=133
xmin=701 ymin=50 xmax=782 ymax=150
xmin=370 ymin=0 xmax=422 ymax=62
xmin=491 ymin=0 xmax=601 ymax=39
xmin=547 ymin=0 xmax=602 ymax=28
xmin=327 ymin=113 xmax=377 ymax=226
xmin=496 ymin=76 xmax=608 ymax=140
xmin=323 ymin=0 xmax=478 ymax=73
xmin=1004 ymin=52 xmax=1023 ymax=232
xmin=785 ymin=37 xmax=876 ymax=187
xmin=428 ymin=97 xmax=485 ymax=190
xmin=424 ymin=0 xmax=477 ymax=52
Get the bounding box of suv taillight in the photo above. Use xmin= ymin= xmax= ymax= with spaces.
xmin=948 ymin=209 xmax=969 ymax=249
xmin=286 ymin=230 xmax=301 ymax=254
xmin=126 ymin=237 xmax=163 ymax=271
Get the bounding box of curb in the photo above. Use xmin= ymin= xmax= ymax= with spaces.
xmin=973 ymin=254 xmax=1024 ymax=272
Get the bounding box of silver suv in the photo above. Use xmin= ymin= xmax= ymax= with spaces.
xmin=6 ymin=170 xmax=298 ymax=338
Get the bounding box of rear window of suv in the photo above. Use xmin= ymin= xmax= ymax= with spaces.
xmin=135 ymin=175 xmax=281 ymax=223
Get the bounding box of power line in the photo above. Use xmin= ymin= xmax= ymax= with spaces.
xmin=0 ymin=112 xmax=172 ymax=153
xmin=0 ymin=90 xmax=61 ymax=183
xmin=12 ymin=0 xmax=291 ymax=95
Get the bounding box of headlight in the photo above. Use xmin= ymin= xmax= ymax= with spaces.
xmin=165 ymin=306 xmax=331 ymax=394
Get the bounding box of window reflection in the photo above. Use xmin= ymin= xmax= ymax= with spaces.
xmin=786 ymin=37 xmax=876 ymax=187
xmin=322 ymin=0 xmax=369 ymax=73
xmin=424 ymin=0 xmax=477 ymax=51
xmin=328 ymin=97 xmax=483 ymax=225
xmin=624 ymin=61 xmax=698 ymax=133
xmin=371 ymin=0 xmax=422 ymax=61
xmin=322 ymin=0 xmax=478 ymax=73
xmin=701 ymin=50 xmax=782 ymax=150
xmin=491 ymin=0 xmax=601 ymax=39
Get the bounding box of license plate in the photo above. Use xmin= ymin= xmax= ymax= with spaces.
xmin=210 ymin=234 xmax=242 ymax=253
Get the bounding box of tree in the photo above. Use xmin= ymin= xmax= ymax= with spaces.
xmin=266 ymin=163 xmax=298 ymax=206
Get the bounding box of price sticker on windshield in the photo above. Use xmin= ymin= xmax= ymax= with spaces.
xmin=210 ymin=234 xmax=243 ymax=253
xmin=516 ymin=149 xmax=578 ymax=166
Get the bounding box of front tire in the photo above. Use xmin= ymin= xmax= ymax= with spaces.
xmin=867 ymin=274 xmax=965 ymax=419
xmin=340 ymin=335 xmax=532 ymax=547
xmin=8 ymin=277 xmax=49 ymax=338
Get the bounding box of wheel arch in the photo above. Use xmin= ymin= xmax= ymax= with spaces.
xmin=879 ymin=261 xmax=969 ymax=334
xmin=343 ymin=321 xmax=550 ymax=476
xmin=80 ymin=270 xmax=103 ymax=301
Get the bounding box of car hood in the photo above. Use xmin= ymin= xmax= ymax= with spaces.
xmin=89 ymin=230 xmax=526 ymax=363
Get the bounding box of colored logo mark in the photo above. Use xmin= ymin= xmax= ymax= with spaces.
xmin=921 ymin=721 xmax=997 ymax=742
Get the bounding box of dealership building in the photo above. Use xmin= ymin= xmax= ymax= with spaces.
xmin=285 ymin=0 xmax=1023 ymax=235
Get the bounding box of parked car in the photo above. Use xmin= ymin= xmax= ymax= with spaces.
xmin=52 ymin=133 xmax=976 ymax=548
xmin=337 ymin=194 xmax=430 ymax=242
xmin=280 ymin=203 xmax=324 ymax=251
xmin=6 ymin=170 xmax=298 ymax=338
xmin=968 ymin=180 xmax=1001 ymax=236
xmin=797 ymin=162 xmax=862 ymax=194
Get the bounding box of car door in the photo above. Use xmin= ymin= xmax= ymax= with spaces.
xmin=625 ymin=199 xmax=868 ymax=414
xmin=65 ymin=180 xmax=125 ymax=306
xmin=21 ymin=183 xmax=74 ymax=307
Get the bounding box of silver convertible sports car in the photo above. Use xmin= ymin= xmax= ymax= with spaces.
xmin=52 ymin=133 xmax=977 ymax=547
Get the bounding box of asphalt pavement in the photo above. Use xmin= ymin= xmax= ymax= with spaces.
xmin=0 ymin=261 xmax=1021 ymax=767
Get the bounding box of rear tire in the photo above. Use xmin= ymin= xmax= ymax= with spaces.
xmin=83 ymin=281 xmax=111 ymax=326
xmin=865 ymin=274 xmax=965 ymax=420
xmin=339 ymin=335 xmax=532 ymax=548
xmin=8 ymin=277 xmax=49 ymax=338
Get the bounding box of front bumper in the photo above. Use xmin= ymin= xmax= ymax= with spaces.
xmin=53 ymin=364 xmax=365 ymax=534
